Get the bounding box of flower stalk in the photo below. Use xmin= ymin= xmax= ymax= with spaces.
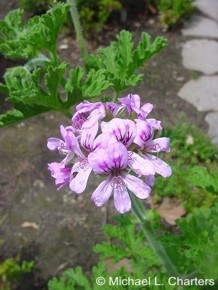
xmin=67 ymin=0 xmax=87 ymax=66
xmin=130 ymin=192 xmax=179 ymax=277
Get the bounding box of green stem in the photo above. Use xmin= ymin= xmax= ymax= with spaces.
xmin=130 ymin=192 xmax=179 ymax=277
xmin=67 ymin=0 xmax=87 ymax=67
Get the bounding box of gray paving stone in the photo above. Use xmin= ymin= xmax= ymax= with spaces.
xmin=205 ymin=112 xmax=218 ymax=145
xmin=182 ymin=39 xmax=218 ymax=74
xmin=182 ymin=15 xmax=218 ymax=39
xmin=178 ymin=76 xmax=218 ymax=111
xmin=195 ymin=0 xmax=218 ymax=22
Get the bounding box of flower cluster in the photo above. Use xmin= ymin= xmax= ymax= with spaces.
xmin=47 ymin=94 xmax=172 ymax=213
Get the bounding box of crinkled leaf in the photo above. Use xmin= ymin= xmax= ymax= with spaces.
xmin=188 ymin=166 xmax=218 ymax=195
xmin=48 ymin=267 xmax=92 ymax=290
xmin=0 ymin=3 xmax=70 ymax=59
xmin=86 ymin=30 xmax=167 ymax=93
xmin=0 ymin=109 xmax=24 ymax=126
xmin=116 ymin=30 xmax=133 ymax=67
xmin=83 ymin=69 xmax=111 ymax=98
xmin=0 ymin=104 xmax=49 ymax=126
xmin=4 ymin=67 xmax=49 ymax=106
xmin=45 ymin=62 xmax=68 ymax=98
xmin=131 ymin=33 xmax=167 ymax=71
xmin=65 ymin=67 xmax=111 ymax=105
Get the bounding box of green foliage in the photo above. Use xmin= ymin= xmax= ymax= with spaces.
xmin=48 ymin=204 xmax=218 ymax=289
xmin=188 ymin=165 xmax=218 ymax=195
xmin=65 ymin=67 xmax=111 ymax=104
xmin=0 ymin=2 xmax=166 ymax=127
xmin=158 ymin=0 xmax=195 ymax=28
xmin=86 ymin=30 xmax=167 ymax=93
xmin=78 ymin=0 xmax=122 ymax=33
xmin=0 ymin=63 xmax=68 ymax=126
xmin=0 ymin=3 xmax=70 ymax=59
xmin=19 ymin=0 xmax=122 ymax=34
xmin=153 ymin=123 xmax=218 ymax=210
xmin=161 ymin=205 xmax=218 ymax=279
xmin=0 ymin=258 xmax=34 ymax=290
xmin=94 ymin=214 xmax=160 ymax=273
xmin=166 ymin=123 xmax=218 ymax=165
xmin=48 ymin=267 xmax=92 ymax=290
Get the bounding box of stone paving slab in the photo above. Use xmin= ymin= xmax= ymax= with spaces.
xmin=182 ymin=15 xmax=218 ymax=39
xmin=178 ymin=76 xmax=218 ymax=112
xmin=182 ymin=39 xmax=218 ymax=74
xmin=205 ymin=112 xmax=218 ymax=145
xmin=195 ymin=0 xmax=218 ymax=22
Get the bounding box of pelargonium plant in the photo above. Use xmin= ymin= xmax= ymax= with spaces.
xmin=0 ymin=0 xmax=181 ymax=279
xmin=47 ymin=94 xmax=172 ymax=214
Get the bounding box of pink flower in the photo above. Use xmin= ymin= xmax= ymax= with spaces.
xmin=72 ymin=101 xmax=106 ymax=133
xmin=88 ymin=142 xmax=152 ymax=213
xmin=48 ymin=162 xmax=71 ymax=189
xmin=47 ymin=125 xmax=82 ymax=165
xmin=101 ymin=118 xmax=136 ymax=147
xmin=47 ymin=94 xmax=172 ymax=213
xmin=134 ymin=119 xmax=171 ymax=178
xmin=119 ymin=94 xmax=153 ymax=119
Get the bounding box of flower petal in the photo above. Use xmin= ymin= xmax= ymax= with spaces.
xmin=118 ymin=94 xmax=140 ymax=114
xmin=144 ymin=154 xmax=172 ymax=178
xmin=88 ymin=142 xmax=128 ymax=174
xmin=134 ymin=119 xmax=153 ymax=149
xmin=146 ymin=137 xmax=170 ymax=153
xmin=114 ymin=184 xmax=131 ymax=213
xmin=47 ymin=138 xmax=63 ymax=150
xmin=91 ymin=176 xmax=113 ymax=207
xmin=69 ymin=166 xmax=92 ymax=194
xmin=123 ymin=173 xmax=151 ymax=199
xmin=146 ymin=175 xmax=155 ymax=187
xmin=128 ymin=152 xmax=155 ymax=176
xmin=81 ymin=119 xmax=99 ymax=151
xmin=48 ymin=162 xmax=71 ymax=189
xmin=140 ymin=103 xmax=153 ymax=117
xmin=147 ymin=118 xmax=162 ymax=131
xmin=106 ymin=102 xmax=123 ymax=116
xmin=102 ymin=118 xmax=136 ymax=147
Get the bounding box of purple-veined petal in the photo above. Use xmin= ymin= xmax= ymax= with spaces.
xmin=101 ymin=118 xmax=136 ymax=147
xmin=88 ymin=142 xmax=129 ymax=174
xmin=48 ymin=162 xmax=71 ymax=189
xmin=145 ymin=137 xmax=170 ymax=153
xmin=113 ymin=182 xmax=131 ymax=213
xmin=47 ymin=138 xmax=63 ymax=150
xmin=69 ymin=165 xmax=92 ymax=194
xmin=105 ymin=102 xmax=123 ymax=116
xmin=59 ymin=125 xmax=85 ymax=158
xmin=72 ymin=101 xmax=105 ymax=130
xmin=91 ymin=176 xmax=113 ymax=207
xmin=119 ymin=94 xmax=140 ymax=114
xmin=144 ymin=153 xmax=172 ymax=178
xmin=134 ymin=119 xmax=153 ymax=149
xmin=123 ymin=173 xmax=151 ymax=199
xmin=128 ymin=152 xmax=155 ymax=176
xmin=81 ymin=119 xmax=99 ymax=151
